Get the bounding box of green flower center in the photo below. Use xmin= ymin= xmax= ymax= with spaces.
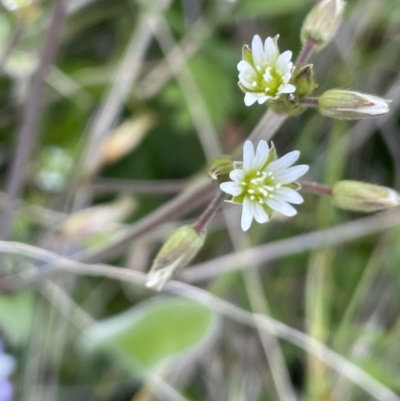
xmin=233 ymin=170 xmax=281 ymax=204
xmin=252 ymin=66 xmax=283 ymax=95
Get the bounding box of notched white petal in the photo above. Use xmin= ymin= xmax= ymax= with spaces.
xmin=276 ymin=51 xmax=293 ymax=73
xmin=244 ymin=92 xmax=259 ymax=106
xmin=229 ymin=169 xmax=245 ymax=182
xmin=243 ymin=140 xmax=255 ymax=171
xmin=253 ymin=140 xmax=269 ymax=169
xmin=273 ymin=164 xmax=309 ymax=184
xmin=267 ymin=198 xmax=297 ymax=217
xmin=253 ymin=202 xmax=269 ymax=223
xmin=264 ymin=36 xmax=279 ymax=64
xmin=275 ymin=187 xmax=304 ymax=204
xmin=267 ymin=150 xmax=300 ymax=172
xmin=220 ymin=181 xmax=243 ymax=196
xmin=278 ymin=84 xmax=296 ymax=94
xmin=252 ymin=35 xmax=264 ymax=68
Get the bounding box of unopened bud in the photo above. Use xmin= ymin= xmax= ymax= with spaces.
xmin=146 ymin=225 xmax=206 ymax=291
xmin=209 ymin=157 xmax=233 ymax=183
xmin=291 ymin=64 xmax=318 ymax=97
xmin=301 ymin=0 xmax=346 ymax=51
xmin=61 ymin=196 xmax=136 ymax=238
xmin=319 ymin=90 xmax=390 ymax=119
xmin=332 ymin=180 xmax=400 ymax=212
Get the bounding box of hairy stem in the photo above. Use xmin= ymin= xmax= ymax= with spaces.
xmin=296 ymin=37 xmax=317 ymax=67
xmin=301 ymin=181 xmax=333 ymax=196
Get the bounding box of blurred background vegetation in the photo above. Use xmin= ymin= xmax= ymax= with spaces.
xmin=0 ymin=0 xmax=400 ymax=400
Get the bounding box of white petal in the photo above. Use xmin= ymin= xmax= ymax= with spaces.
xmin=266 ymin=198 xmax=297 ymax=217
xmin=276 ymin=51 xmax=293 ymax=73
xmin=239 ymin=76 xmax=254 ymax=91
xmin=243 ymin=140 xmax=255 ymax=171
xmin=253 ymin=140 xmax=269 ymax=170
xmin=264 ymin=37 xmax=279 ymax=64
xmin=278 ymin=84 xmax=296 ymax=94
xmin=237 ymin=60 xmax=249 ymax=71
xmin=229 ymin=169 xmax=245 ymax=182
xmin=253 ymin=202 xmax=269 ymax=223
xmin=266 ymin=151 xmax=300 ymax=172
xmin=275 ymin=187 xmax=304 ymax=204
xmin=273 ymin=164 xmax=309 ymax=184
xmin=251 ymin=35 xmax=264 ymax=68
xmin=244 ymin=92 xmax=258 ymax=106
xmin=220 ymin=181 xmax=243 ymax=196
xmin=257 ymin=96 xmax=269 ymax=104
xmin=241 ymin=197 xmax=254 ymax=231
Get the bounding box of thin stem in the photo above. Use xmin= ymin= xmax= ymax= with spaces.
xmin=295 ymin=37 xmax=317 ymax=67
xmin=89 ymin=178 xmax=187 ymax=195
xmin=300 ymin=181 xmax=333 ymax=196
xmin=0 ymin=22 xmax=25 ymax=74
xmin=182 ymin=208 xmax=400 ymax=282
xmin=0 ymin=244 xmax=396 ymax=401
xmin=0 ymin=0 xmax=67 ymax=244
xmin=193 ymin=191 xmax=225 ymax=233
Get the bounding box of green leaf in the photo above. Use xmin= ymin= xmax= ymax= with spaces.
xmin=237 ymin=0 xmax=311 ymax=18
xmin=82 ymin=297 xmax=217 ymax=374
xmin=0 ymin=291 xmax=34 ymax=345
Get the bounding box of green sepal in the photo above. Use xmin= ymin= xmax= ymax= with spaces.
xmin=268 ymin=94 xmax=308 ymax=116
xmin=242 ymin=45 xmax=253 ymax=65
xmin=290 ymin=64 xmax=318 ymax=97
xmin=209 ymin=156 xmax=234 ymax=184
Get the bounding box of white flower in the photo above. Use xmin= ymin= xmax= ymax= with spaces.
xmin=220 ymin=140 xmax=309 ymax=231
xmin=238 ymin=35 xmax=296 ymax=106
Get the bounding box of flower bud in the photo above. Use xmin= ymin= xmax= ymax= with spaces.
xmin=318 ymin=90 xmax=390 ymax=119
xmin=301 ymin=0 xmax=346 ymax=51
xmin=332 ymin=181 xmax=400 ymax=213
xmin=146 ymin=225 xmax=206 ymax=291
xmin=209 ymin=157 xmax=233 ymax=183
xmin=290 ymin=64 xmax=318 ymax=97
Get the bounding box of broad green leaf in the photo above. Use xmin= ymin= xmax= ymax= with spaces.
xmin=0 ymin=291 xmax=34 ymax=345
xmin=237 ymin=0 xmax=311 ymax=18
xmin=82 ymin=297 xmax=217 ymax=374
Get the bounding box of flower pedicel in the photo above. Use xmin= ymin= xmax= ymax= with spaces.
xmin=220 ymin=140 xmax=309 ymax=231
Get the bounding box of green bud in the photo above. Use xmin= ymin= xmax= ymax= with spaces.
xmin=146 ymin=225 xmax=206 ymax=291
xmin=319 ymin=90 xmax=391 ymax=119
xmin=301 ymin=0 xmax=346 ymax=51
xmin=290 ymin=64 xmax=318 ymax=97
xmin=209 ymin=157 xmax=233 ymax=183
xmin=332 ymin=181 xmax=400 ymax=213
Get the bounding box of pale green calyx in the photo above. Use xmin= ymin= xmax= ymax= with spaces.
xmin=301 ymin=0 xmax=346 ymax=50
xmin=238 ymin=35 xmax=296 ymax=106
xmin=209 ymin=157 xmax=234 ymax=183
xmin=332 ymin=181 xmax=400 ymax=212
xmin=319 ymin=90 xmax=391 ymax=119
xmin=146 ymin=225 xmax=206 ymax=291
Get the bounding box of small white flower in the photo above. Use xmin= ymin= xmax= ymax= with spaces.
xmin=238 ymin=35 xmax=296 ymax=106
xmin=220 ymin=140 xmax=309 ymax=231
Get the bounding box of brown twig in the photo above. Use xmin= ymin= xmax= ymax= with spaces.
xmin=0 ymin=0 xmax=67 ymax=244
